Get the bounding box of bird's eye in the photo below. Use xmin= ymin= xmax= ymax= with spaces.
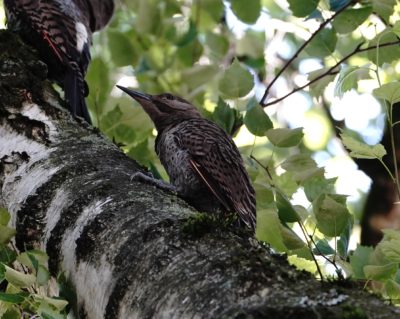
xmin=164 ymin=93 xmax=174 ymax=100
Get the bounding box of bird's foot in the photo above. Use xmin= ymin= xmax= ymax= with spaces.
xmin=130 ymin=171 xmax=177 ymax=194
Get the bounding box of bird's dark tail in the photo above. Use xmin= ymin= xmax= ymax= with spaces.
xmin=64 ymin=68 xmax=91 ymax=124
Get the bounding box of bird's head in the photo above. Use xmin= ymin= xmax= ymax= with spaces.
xmin=117 ymin=86 xmax=202 ymax=131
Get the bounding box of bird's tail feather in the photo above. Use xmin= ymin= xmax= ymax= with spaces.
xmin=64 ymin=68 xmax=91 ymax=124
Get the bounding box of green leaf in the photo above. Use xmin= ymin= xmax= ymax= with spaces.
xmin=379 ymin=230 xmax=400 ymax=263
xmin=244 ymin=98 xmax=273 ymax=136
xmin=0 ymin=208 xmax=10 ymax=226
xmin=108 ymin=30 xmax=137 ymax=67
xmin=332 ymin=7 xmax=372 ymax=34
xmin=0 ymin=292 xmax=27 ymax=304
xmin=308 ymin=68 xmax=336 ymax=98
xmin=101 ymin=106 xmax=123 ymax=133
xmin=373 ymin=82 xmax=400 ymax=105
xmin=266 ymin=127 xmax=304 ymax=147
xmin=340 ymin=132 xmax=386 ymax=160
xmin=372 ymin=0 xmax=396 ymax=22
xmin=314 ymin=239 xmax=335 ymax=256
xmin=33 ymin=295 xmax=68 ymax=311
xmin=213 ymin=98 xmax=241 ymax=135
xmin=294 ymin=167 xmax=325 ymax=184
xmin=86 ymin=57 xmax=111 ymax=115
xmin=305 ymin=28 xmax=337 ymax=58
xmin=288 ymin=0 xmax=319 ymax=17
xmin=350 ymin=245 xmax=373 ymax=279
xmin=36 ymin=265 xmax=50 ymax=286
xmin=230 ymin=0 xmax=261 ymax=24
xmin=385 ymin=279 xmax=400 ymax=300
xmin=274 ymin=171 xmax=299 ymax=198
xmin=393 ymin=21 xmax=400 ymax=37
xmin=236 ymin=31 xmax=265 ymax=59
xmin=367 ymin=29 xmax=400 ymax=66
xmin=219 ymin=59 xmax=254 ymax=98
xmin=304 ymin=176 xmax=336 ymax=202
xmin=17 ymin=250 xmax=48 ymax=272
xmin=313 ymin=194 xmax=352 ymax=237
xmin=276 ymin=191 xmax=301 ymax=223
xmin=337 ymin=218 xmax=353 ymax=259
xmin=181 ymin=65 xmax=219 ymax=90
xmin=281 ymin=154 xmax=317 ymax=172
xmin=4 ymin=265 xmax=36 ymax=288
xmin=0 ymin=226 xmax=15 ymax=245
xmin=280 ymin=226 xmax=306 ymax=250
xmin=135 ymin=0 xmax=161 ymax=34
xmin=256 ymin=208 xmax=287 ymax=251
xmin=364 ymin=263 xmax=398 ymax=281
xmin=206 ymin=32 xmax=229 ymax=61
xmin=2 ymin=308 xmax=21 ymax=319
xmin=254 ymin=183 xmax=275 ymax=210
xmin=334 ymin=66 xmax=371 ymax=98
xmin=0 ymin=245 xmax=17 ymax=265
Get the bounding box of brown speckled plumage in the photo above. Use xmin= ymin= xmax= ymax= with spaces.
xmin=4 ymin=0 xmax=114 ymax=123
xmin=117 ymin=87 xmax=256 ymax=230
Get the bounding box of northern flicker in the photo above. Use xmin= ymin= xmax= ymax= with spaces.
xmin=3 ymin=0 xmax=115 ymax=124
xmin=117 ymin=86 xmax=257 ymax=230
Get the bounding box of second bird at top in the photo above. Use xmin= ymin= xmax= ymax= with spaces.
xmin=117 ymin=86 xmax=257 ymax=231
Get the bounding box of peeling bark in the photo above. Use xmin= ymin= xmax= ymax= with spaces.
xmin=0 ymin=30 xmax=399 ymax=319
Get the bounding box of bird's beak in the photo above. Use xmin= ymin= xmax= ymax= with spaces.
xmin=116 ymin=85 xmax=152 ymax=102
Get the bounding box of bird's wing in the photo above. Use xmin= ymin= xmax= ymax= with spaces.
xmin=177 ymin=119 xmax=256 ymax=229
xmin=11 ymin=0 xmax=90 ymax=70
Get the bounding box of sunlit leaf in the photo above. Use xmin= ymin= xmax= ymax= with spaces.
xmin=219 ymin=59 xmax=254 ymax=98
xmin=0 ymin=226 xmax=15 ymax=245
xmin=368 ymin=29 xmax=400 ymax=66
xmin=288 ymin=0 xmax=318 ymax=17
xmin=4 ymin=265 xmax=36 ymax=288
xmin=313 ymin=194 xmax=351 ymax=237
xmin=244 ymin=98 xmax=273 ymax=136
xmin=364 ymin=263 xmax=398 ymax=281
xmin=304 ymin=176 xmax=336 ymax=202
xmin=340 ymin=131 xmax=386 ymax=160
xmin=373 ymin=82 xmax=400 ymax=105
xmin=385 ymin=279 xmax=400 ymax=300
xmin=266 ymin=127 xmax=304 ymax=147
xmin=281 ymin=154 xmax=318 ymax=172
xmin=230 ymin=0 xmax=261 ymax=24
xmin=305 ymin=28 xmax=337 ymax=58
xmin=0 ymin=208 xmax=10 ymax=226
xmin=371 ymin=0 xmax=396 ymax=22
xmin=334 ymin=66 xmax=371 ymax=98
xmin=308 ymin=68 xmax=336 ymax=98
xmin=256 ymin=208 xmax=286 ymax=251
xmin=332 ymin=7 xmax=372 ymax=34
xmin=350 ymin=245 xmax=373 ymax=279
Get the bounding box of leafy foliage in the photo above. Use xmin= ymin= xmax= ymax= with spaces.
xmin=0 ymin=208 xmax=68 ymax=318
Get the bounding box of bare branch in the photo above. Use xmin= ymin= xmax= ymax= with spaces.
xmin=260 ymin=2 xmax=354 ymax=105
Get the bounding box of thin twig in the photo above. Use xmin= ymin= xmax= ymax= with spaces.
xmin=261 ymin=40 xmax=400 ymax=107
xmin=260 ymin=1 xmax=354 ymax=104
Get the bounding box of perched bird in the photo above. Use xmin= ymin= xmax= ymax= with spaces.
xmin=4 ymin=0 xmax=115 ymax=123
xmin=117 ymin=86 xmax=257 ymax=230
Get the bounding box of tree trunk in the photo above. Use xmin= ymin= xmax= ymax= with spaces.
xmin=0 ymin=30 xmax=399 ymax=319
